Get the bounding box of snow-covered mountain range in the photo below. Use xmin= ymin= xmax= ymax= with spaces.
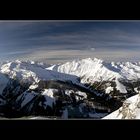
xmin=47 ymin=58 xmax=140 ymax=95
xmin=0 ymin=58 xmax=140 ymax=119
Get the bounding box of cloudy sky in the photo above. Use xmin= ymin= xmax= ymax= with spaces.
xmin=0 ymin=20 xmax=140 ymax=63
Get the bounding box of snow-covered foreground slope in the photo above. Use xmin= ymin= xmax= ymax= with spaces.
xmin=103 ymin=93 xmax=140 ymax=119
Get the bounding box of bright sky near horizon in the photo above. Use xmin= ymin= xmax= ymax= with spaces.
xmin=1 ymin=21 xmax=140 ymax=63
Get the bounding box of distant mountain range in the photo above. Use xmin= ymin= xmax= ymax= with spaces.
xmin=0 ymin=58 xmax=140 ymax=119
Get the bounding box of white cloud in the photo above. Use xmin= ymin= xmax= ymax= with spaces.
xmin=90 ymin=48 xmax=95 ymax=51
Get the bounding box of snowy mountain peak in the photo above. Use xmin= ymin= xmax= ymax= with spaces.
xmin=79 ymin=57 xmax=103 ymax=64
xmin=48 ymin=57 xmax=119 ymax=83
xmin=48 ymin=57 xmax=140 ymax=81
xmin=0 ymin=60 xmax=80 ymax=84
xmin=45 ymin=57 xmax=140 ymax=94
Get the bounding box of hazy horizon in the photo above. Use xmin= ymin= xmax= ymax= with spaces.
xmin=1 ymin=21 xmax=140 ymax=64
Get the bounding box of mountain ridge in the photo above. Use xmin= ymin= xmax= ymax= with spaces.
xmin=0 ymin=57 xmax=140 ymax=119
